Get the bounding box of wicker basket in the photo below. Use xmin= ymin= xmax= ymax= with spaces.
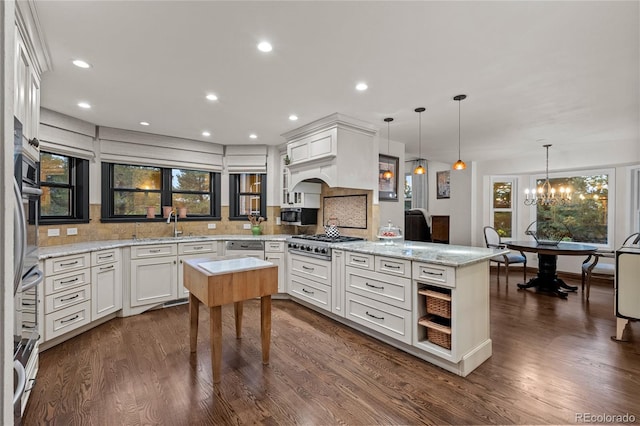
xmin=418 ymin=316 xmax=452 ymax=350
xmin=420 ymin=289 xmax=452 ymax=319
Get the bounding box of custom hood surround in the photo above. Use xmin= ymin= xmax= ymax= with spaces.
xmin=282 ymin=113 xmax=378 ymax=191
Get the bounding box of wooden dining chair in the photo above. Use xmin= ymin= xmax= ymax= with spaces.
xmin=581 ymin=232 xmax=640 ymax=300
xmin=483 ymin=226 xmax=527 ymax=285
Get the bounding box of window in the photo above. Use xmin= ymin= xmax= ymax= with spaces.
xmin=39 ymin=151 xmax=89 ymax=224
xmin=229 ymin=173 xmax=266 ymax=219
xmin=404 ymin=173 xmax=413 ymax=210
xmin=101 ymin=163 xmax=220 ymax=220
xmin=491 ymin=178 xmax=515 ymax=239
xmin=535 ymin=173 xmax=612 ymax=245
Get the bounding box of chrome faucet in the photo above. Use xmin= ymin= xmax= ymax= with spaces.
xmin=167 ymin=210 xmax=183 ymax=238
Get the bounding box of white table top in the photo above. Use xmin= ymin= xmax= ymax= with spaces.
xmin=196 ymin=256 xmax=274 ymax=275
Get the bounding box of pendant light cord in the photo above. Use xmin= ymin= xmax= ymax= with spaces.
xmin=458 ymin=100 xmax=461 ymax=160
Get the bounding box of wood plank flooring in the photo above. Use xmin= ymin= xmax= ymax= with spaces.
xmin=24 ymin=274 xmax=640 ymax=425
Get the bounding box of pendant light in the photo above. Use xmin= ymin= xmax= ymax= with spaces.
xmin=382 ymin=117 xmax=394 ymax=180
xmin=452 ymin=94 xmax=467 ymax=170
xmin=413 ymin=107 xmax=426 ymax=175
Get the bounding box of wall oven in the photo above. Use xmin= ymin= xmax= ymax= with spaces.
xmin=13 ymin=118 xmax=42 ymax=424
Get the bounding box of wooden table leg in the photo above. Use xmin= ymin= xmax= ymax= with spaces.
xmin=189 ymin=293 xmax=199 ymax=353
xmin=234 ymin=301 xmax=243 ymax=339
xmin=210 ymin=305 xmax=222 ymax=383
xmin=261 ymin=295 xmax=272 ymax=365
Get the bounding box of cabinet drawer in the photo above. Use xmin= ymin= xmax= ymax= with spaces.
xmin=45 ymin=300 xmax=91 ymax=340
xmin=290 ymin=256 xmax=331 ymax=285
xmin=45 ymin=284 xmax=91 ymax=314
xmin=346 ymin=252 xmax=374 ymax=270
xmin=45 ymin=268 xmax=90 ymax=294
xmin=346 ymin=267 xmax=411 ymax=310
xmin=289 ymin=274 xmax=331 ymax=311
xmin=91 ymin=248 xmax=120 ymax=266
xmin=375 ymin=256 xmax=411 ymax=277
xmin=345 ymin=292 xmax=412 ymax=345
xmin=45 ymin=253 xmax=90 ymax=275
xmin=178 ymin=241 xmax=217 ymax=255
xmin=413 ymin=262 xmax=455 ymax=288
xmin=265 ymin=241 xmax=285 ymax=252
xmin=131 ymin=243 xmax=177 ymax=259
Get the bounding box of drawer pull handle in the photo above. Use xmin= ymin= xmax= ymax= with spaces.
xmin=365 ymin=282 xmax=384 ymax=290
xmin=149 ymin=249 xmax=162 ymax=253
xmin=100 ymin=265 xmax=114 ymax=271
xmin=59 ymin=260 xmax=79 ymax=267
xmin=22 ymin=302 xmax=36 ymax=306
xmin=423 ymin=270 xmax=443 ymax=277
xmin=302 ymin=288 xmax=315 ymax=295
xmin=302 ymin=265 xmax=315 ymax=271
xmin=384 ymin=263 xmax=400 ymax=269
xmin=365 ymin=311 xmax=384 ymax=320
xmin=98 ymin=254 xmax=114 ymax=260
xmin=60 ymin=314 xmax=80 ymax=324
xmin=60 ymin=294 xmax=80 ymax=302
xmin=60 ymin=277 xmax=79 ymax=285
xmin=193 ymin=246 xmax=204 ymax=250
xmin=353 ymin=258 xmax=366 ymax=263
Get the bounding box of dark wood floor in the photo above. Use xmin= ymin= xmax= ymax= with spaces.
xmin=25 ymin=273 xmax=640 ymax=425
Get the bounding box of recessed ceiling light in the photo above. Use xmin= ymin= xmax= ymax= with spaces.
xmin=205 ymin=93 xmax=218 ymax=101
xmin=257 ymin=41 xmax=273 ymax=52
xmin=249 ymin=134 xmax=258 ymax=139
xmin=202 ymin=131 xmax=211 ymax=137
xmin=72 ymin=59 xmax=91 ymax=69
xmin=355 ymin=82 xmax=368 ymax=91
xmin=77 ymin=102 xmax=91 ymax=109
xmin=139 ymin=121 xmax=150 ymax=126
xmin=289 ymin=115 xmax=298 ymax=121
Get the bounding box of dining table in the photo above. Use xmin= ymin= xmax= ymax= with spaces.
xmin=506 ymin=241 xmax=597 ymax=298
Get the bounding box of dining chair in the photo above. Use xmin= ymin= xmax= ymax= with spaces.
xmin=483 ymin=226 xmax=527 ymax=285
xmin=581 ymin=232 xmax=640 ymax=300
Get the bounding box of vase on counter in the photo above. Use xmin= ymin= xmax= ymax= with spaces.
xmin=146 ymin=206 xmax=156 ymax=218
xmin=251 ymin=226 xmax=262 ymax=236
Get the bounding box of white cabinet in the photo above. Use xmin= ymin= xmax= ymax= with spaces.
xmin=265 ymin=241 xmax=286 ymax=293
xmin=14 ymin=24 xmax=41 ymax=161
xmin=91 ymin=249 xmax=122 ymax=320
xmin=130 ymin=243 xmax=178 ymax=308
xmin=331 ymin=249 xmax=346 ymax=317
xmin=43 ymin=253 xmax=92 ymax=342
xmin=412 ymin=260 xmax=491 ymax=373
xmin=178 ymin=240 xmax=218 ymax=297
xmin=287 ymin=127 xmax=337 ymax=165
xmin=288 ymin=253 xmax=332 ymax=312
xmin=345 ymin=255 xmax=412 ymax=344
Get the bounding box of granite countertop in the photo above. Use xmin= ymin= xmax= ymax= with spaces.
xmin=39 ymin=234 xmax=291 ymax=259
xmin=331 ymin=240 xmax=509 ymax=267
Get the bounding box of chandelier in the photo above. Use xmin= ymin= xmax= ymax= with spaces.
xmin=524 ymin=144 xmax=571 ymax=206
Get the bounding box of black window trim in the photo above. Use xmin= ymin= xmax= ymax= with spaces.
xmin=101 ymin=162 xmax=221 ymax=222
xmin=39 ymin=151 xmax=90 ymax=225
xmin=228 ymin=173 xmax=267 ymax=221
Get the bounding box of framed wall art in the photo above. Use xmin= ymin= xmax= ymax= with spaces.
xmin=436 ymin=170 xmax=451 ymax=199
xmin=379 ymin=154 xmax=399 ymax=201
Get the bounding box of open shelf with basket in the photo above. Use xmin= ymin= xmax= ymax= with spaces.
xmin=417 ymin=285 xmax=452 ymax=350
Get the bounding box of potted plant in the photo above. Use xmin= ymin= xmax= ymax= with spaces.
xmin=248 ymin=214 xmax=265 ymax=236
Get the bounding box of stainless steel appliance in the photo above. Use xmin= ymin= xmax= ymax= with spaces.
xmin=13 ymin=118 xmax=42 ymax=424
xmin=287 ymin=234 xmax=364 ymax=260
xmin=280 ymin=207 xmax=318 ymax=226
xmin=225 ymin=240 xmax=265 ymax=259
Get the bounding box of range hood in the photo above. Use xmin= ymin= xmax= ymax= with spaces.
xmin=282 ymin=113 xmax=378 ymax=190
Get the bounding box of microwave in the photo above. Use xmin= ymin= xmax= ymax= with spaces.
xmin=281 ymin=208 xmax=318 ymax=226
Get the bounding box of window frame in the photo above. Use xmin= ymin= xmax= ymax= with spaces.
xmin=489 ymin=176 xmax=517 ymax=240
xmin=229 ymin=173 xmax=267 ymax=220
xmin=527 ymin=167 xmax=615 ymax=248
xmin=101 ymin=162 xmax=221 ymax=222
xmin=39 ymin=151 xmax=90 ymax=225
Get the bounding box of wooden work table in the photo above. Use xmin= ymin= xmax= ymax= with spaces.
xmin=183 ymin=255 xmax=278 ymax=383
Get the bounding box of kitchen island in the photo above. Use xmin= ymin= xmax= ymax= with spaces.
xmin=313 ymin=240 xmax=507 ymax=377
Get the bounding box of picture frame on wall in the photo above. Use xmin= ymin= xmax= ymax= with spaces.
xmin=436 ymin=170 xmax=451 ymax=199
xmin=379 ymin=154 xmax=399 ymax=201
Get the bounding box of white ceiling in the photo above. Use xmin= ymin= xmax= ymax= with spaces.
xmin=33 ymin=1 xmax=639 ymax=165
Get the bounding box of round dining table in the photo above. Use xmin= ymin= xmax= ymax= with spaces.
xmin=505 ymin=241 xmax=597 ymax=298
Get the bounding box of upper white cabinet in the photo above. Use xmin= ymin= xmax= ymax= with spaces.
xmin=281 ymin=113 xmax=378 ymax=191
